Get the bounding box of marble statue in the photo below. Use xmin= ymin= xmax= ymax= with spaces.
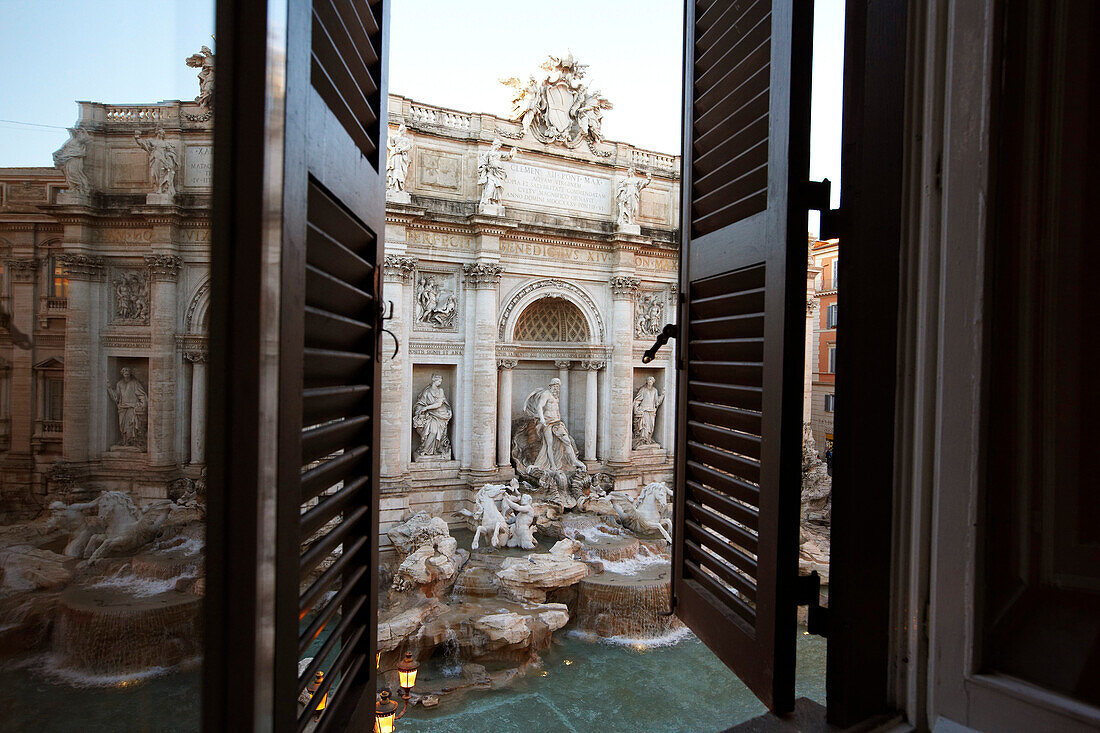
xmin=526 ymin=378 xmax=586 ymax=474
xmin=386 ymin=123 xmax=412 ymax=192
xmin=135 ymin=129 xmax=181 ymax=195
xmin=477 ymin=139 xmax=517 ymax=210
xmin=185 ymin=45 xmax=216 ymax=110
xmin=52 ymin=128 xmax=91 ymax=195
xmin=46 ymin=491 xmax=193 ymax=564
xmin=413 ymin=374 xmax=453 ymax=460
xmin=632 ymin=376 xmax=665 ymax=448
xmin=457 ymin=483 xmax=512 ymax=550
xmin=106 ymin=368 xmax=148 ymax=450
xmin=609 ymin=482 xmax=673 ymax=542
xmin=500 ymin=53 xmax=613 ymax=149
xmin=503 ymin=489 xmax=537 ymax=550
xmin=415 ymin=275 xmax=457 ymax=328
xmin=616 ymin=167 xmax=653 ymax=227
xmin=636 ymin=293 xmax=665 ymax=337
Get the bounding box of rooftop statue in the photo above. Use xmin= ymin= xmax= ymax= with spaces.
xmin=500 ymin=53 xmax=613 ymax=151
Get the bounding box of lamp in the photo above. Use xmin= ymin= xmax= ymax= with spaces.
xmin=396 ymin=651 xmax=419 ymax=692
xmin=374 ymin=690 xmax=398 ymax=733
xmin=375 ymin=650 xmax=420 ymax=732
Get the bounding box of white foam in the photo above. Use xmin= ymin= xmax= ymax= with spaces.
xmin=87 ymin=566 xmax=198 ymax=598
xmin=598 ymin=626 xmax=693 ymax=649
xmin=597 ymin=546 xmax=668 ymax=575
xmin=564 ymin=525 xmax=619 ymax=544
xmin=5 ymin=653 xmax=197 ymax=688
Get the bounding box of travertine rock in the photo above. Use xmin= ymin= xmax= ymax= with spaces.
xmin=496 ymin=539 xmax=589 ymax=603
xmin=376 ymin=599 xmax=447 ymax=653
xmin=386 ymin=512 xmax=461 ymax=593
xmin=0 ymin=546 xmax=72 ymax=593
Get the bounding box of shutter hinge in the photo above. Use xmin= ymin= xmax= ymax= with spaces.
xmin=806 ymin=178 xmax=842 ymax=240
xmin=795 ymin=570 xmax=829 ymax=638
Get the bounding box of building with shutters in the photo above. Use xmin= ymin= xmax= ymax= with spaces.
xmin=809 ymin=237 xmax=838 ymax=455
xmin=377 ymin=78 xmax=681 ymax=539
xmin=0 ymin=100 xmax=212 ymax=520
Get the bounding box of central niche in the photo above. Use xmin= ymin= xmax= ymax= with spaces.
xmin=513 ymin=298 xmax=589 ymax=342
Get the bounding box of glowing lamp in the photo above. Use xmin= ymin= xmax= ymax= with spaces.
xmin=396 ymin=651 xmax=419 ymax=692
xmin=375 ymin=690 xmax=398 ymax=733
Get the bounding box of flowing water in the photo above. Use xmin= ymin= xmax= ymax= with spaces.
xmin=399 ymin=627 xmax=827 ymax=733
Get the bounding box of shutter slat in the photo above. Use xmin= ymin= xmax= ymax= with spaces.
xmin=311 ymin=0 xmax=383 ymax=162
xmin=303 ymin=385 xmax=372 ymax=426
xmin=299 ymin=534 xmax=370 ymax=618
xmin=300 ymin=445 xmax=370 ymax=502
xmin=299 ymin=570 xmax=368 ymax=655
xmin=674 ymin=0 xmax=811 ymax=713
xmin=300 ymin=503 xmax=370 ymax=581
xmin=304 ymin=305 xmax=375 ymax=352
xmin=301 ymin=415 xmax=371 ymax=463
xmin=299 ymin=476 xmax=369 ymax=538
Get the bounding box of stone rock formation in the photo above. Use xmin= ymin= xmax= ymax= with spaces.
xmin=496 ymin=538 xmax=589 ymax=603
xmin=386 ymin=511 xmax=463 ymax=594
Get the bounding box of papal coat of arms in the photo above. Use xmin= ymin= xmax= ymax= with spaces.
xmin=500 ymin=53 xmax=613 ymax=152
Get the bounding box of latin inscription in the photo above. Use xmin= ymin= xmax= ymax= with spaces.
xmin=185 ymin=146 xmax=213 ymax=188
xmin=503 ymin=162 xmax=611 ymax=216
xmin=501 ymin=240 xmax=612 ymax=264
xmin=635 ymin=255 xmax=677 ymax=272
xmin=406 ymin=229 xmax=473 ymax=250
xmin=99 ymin=229 xmax=154 ymax=244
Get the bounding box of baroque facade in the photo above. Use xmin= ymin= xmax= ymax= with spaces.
xmin=809 ymin=237 xmax=839 ymax=455
xmin=0 ymin=95 xmax=212 ymax=518
xmin=379 ymin=57 xmax=681 ymax=539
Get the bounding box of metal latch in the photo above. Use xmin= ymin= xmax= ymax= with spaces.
xmin=806 ymin=178 xmax=842 ymax=240
xmin=795 ymin=570 xmax=829 ymax=638
xmin=641 ymin=323 xmax=678 ymax=364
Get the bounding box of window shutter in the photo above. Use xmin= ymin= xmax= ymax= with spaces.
xmin=275 ymin=1 xmax=388 ymax=730
xmin=674 ymin=0 xmax=813 ymax=714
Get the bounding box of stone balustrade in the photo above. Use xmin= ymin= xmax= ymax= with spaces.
xmin=408 ymin=103 xmax=473 ymax=131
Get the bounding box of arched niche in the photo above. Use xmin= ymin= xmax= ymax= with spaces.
xmin=498 ymin=279 xmax=604 ymax=344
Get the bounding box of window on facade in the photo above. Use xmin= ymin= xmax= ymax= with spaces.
xmin=50 ymin=257 xmax=68 ymax=298
xmin=824 ymin=393 xmax=835 ymax=412
xmin=513 ymin=299 xmax=589 ymax=342
xmin=826 ymin=303 xmax=838 ymax=328
xmin=830 ymin=259 xmax=838 ymax=288
xmin=828 ymin=346 xmax=837 ymax=374
xmin=44 ymin=376 xmax=63 ymax=421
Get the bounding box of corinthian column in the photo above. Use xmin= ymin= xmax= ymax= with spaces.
xmin=463 ymin=261 xmax=503 ymax=478
xmin=608 ymin=276 xmax=639 ymax=466
xmin=60 ymin=254 xmax=105 ymax=461
xmin=581 ymin=360 xmax=604 ymax=462
xmin=380 ymin=254 xmax=416 ymax=480
xmin=497 ymin=359 xmax=517 ymax=466
xmin=554 ymin=359 xmax=571 ymax=427
xmin=146 ymin=255 xmax=182 ymax=466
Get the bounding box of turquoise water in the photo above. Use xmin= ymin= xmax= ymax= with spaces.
xmin=399 ymin=628 xmax=826 ymax=733
xmin=0 ymin=628 xmax=825 ymax=732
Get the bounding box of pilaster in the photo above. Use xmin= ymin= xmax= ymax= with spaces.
xmin=463 ymin=261 xmax=503 ymax=478
xmin=608 ymin=275 xmax=639 ymax=466
xmin=59 ymin=254 xmax=105 ymax=461
xmin=145 ymin=254 xmax=181 ymax=466
xmin=381 ymin=254 xmax=416 ymax=481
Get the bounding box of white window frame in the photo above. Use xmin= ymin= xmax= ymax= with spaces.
xmin=827 ymin=345 xmax=836 ymax=374
xmin=826 ymin=303 xmax=838 ymax=328
xmin=824 ymin=393 xmax=835 ymax=412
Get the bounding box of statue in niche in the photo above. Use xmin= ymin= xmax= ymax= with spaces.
xmin=477 ymin=138 xmax=518 ymax=209
xmin=415 ymin=274 xmax=457 ymax=328
xmin=135 ymin=129 xmax=180 ymax=195
xmin=185 ymin=45 xmax=216 ymax=110
xmin=386 ymin=123 xmax=412 ymax=192
xmin=524 ymin=378 xmax=585 ymax=474
xmin=113 ymin=270 xmax=150 ymax=322
xmin=632 ymin=376 xmax=665 ymax=449
xmin=52 ymin=128 xmax=91 ymax=195
xmin=106 ymin=367 xmax=148 ymax=450
xmin=636 ymin=293 xmax=665 ymax=337
xmin=412 ymin=374 xmax=453 ymax=460
xmin=615 ymin=167 xmax=653 ymax=227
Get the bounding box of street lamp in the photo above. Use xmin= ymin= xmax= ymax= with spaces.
xmin=375 ymin=651 xmax=420 ymax=733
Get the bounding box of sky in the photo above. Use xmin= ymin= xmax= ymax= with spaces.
xmin=0 ymin=0 xmax=842 ymax=226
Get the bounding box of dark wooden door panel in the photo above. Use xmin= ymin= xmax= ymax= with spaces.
xmin=674 ymin=0 xmax=812 ymax=714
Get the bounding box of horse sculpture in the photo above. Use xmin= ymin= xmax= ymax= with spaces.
xmin=455 ymin=483 xmax=512 ymax=549
xmin=608 ymin=481 xmax=673 ymax=543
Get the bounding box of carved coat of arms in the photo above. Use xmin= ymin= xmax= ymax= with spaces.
xmin=501 ymin=53 xmax=613 ymax=151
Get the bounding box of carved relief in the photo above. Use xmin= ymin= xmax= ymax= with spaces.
xmin=635 ymin=291 xmax=665 ymax=338
xmin=417 ymin=149 xmax=461 ymax=190
xmin=414 ymin=271 xmax=459 ymax=331
xmin=112 ymin=269 xmax=150 ymax=324
xmin=500 ymin=53 xmax=613 ymax=153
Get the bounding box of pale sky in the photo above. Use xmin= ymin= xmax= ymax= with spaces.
xmin=0 ymin=0 xmax=842 ymax=225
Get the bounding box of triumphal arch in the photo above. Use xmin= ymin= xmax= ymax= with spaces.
xmin=378 ymin=55 xmax=681 ymax=540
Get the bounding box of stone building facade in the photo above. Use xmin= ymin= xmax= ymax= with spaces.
xmin=0 ymin=98 xmax=212 ymax=519
xmin=810 ymin=238 xmax=839 ymax=455
xmin=378 ymin=64 xmax=681 ymax=538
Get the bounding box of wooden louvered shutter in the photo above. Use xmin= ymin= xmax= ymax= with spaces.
xmin=274 ymin=1 xmax=388 ymax=731
xmin=673 ymin=0 xmax=812 ymax=714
